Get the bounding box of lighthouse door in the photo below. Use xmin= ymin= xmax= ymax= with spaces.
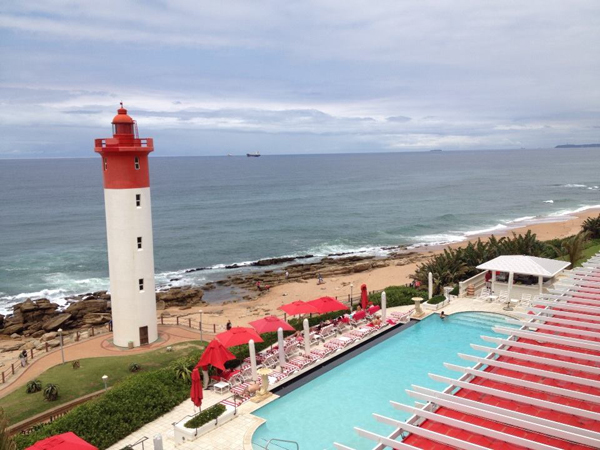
xmin=139 ymin=326 xmax=149 ymax=345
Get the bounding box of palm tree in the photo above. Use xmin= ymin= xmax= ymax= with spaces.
xmin=0 ymin=409 xmax=16 ymax=450
xmin=582 ymin=214 xmax=600 ymax=239
xmin=553 ymin=232 xmax=589 ymax=268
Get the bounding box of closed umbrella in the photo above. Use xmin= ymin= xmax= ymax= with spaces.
xmin=361 ymin=284 xmax=369 ymax=310
xmin=307 ymin=296 xmax=348 ymax=314
xmin=278 ymin=300 xmax=319 ymax=316
xmin=216 ymin=327 xmax=264 ymax=348
xmin=190 ymin=367 xmax=203 ymax=409
xmin=249 ymin=315 xmax=295 ymax=334
xmin=196 ymin=339 xmax=236 ymax=371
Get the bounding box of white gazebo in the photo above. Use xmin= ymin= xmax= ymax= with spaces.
xmin=477 ymin=255 xmax=570 ymax=298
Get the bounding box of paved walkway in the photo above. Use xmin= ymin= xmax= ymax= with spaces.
xmin=0 ymin=325 xmax=203 ymax=397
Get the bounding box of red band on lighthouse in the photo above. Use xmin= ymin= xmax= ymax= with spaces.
xmin=94 ymin=106 xmax=154 ymax=189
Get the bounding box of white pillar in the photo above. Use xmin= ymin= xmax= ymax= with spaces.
xmin=277 ymin=327 xmax=285 ymax=367
xmin=381 ymin=291 xmax=387 ymax=321
xmin=202 ymin=369 xmax=209 ymax=389
xmin=428 ymin=272 xmax=433 ymax=300
xmin=249 ymin=339 xmax=257 ymax=381
xmin=491 ymin=271 xmax=497 ymax=293
xmin=507 ymin=272 xmax=514 ymax=302
xmin=303 ymin=319 xmax=310 ymax=355
xmin=538 ymin=276 xmax=544 ymax=295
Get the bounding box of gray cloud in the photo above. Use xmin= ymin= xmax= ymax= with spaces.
xmin=1 ymin=1 xmax=599 ymax=156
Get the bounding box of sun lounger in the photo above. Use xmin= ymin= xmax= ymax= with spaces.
xmin=348 ymin=328 xmax=372 ymax=339
xmin=320 ymin=324 xmax=336 ymax=339
xmin=268 ymin=371 xmax=288 ymax=383
xmin=288 ymin=356 xmax=313 ymax=369
xmin=310 ymin=347 xmax=333 ymax=359
xmin=280 ymin=363 xmax=300 ymax=375
xmin=220 ymin=396 xmax=247 ymax=408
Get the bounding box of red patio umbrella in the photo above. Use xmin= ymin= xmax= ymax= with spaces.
xmin=190 ymin=367 xmax=203 ymax=408
xmin=278 ymin=300 xmax=319 ymax=316
xmin=249 ymin=315 xmax=295 ymax=333
xmin=196 ymin=339 xmax=236 ymax=371
xmin=216 ymin=327 xmax=264 ymax=348
xmin=361 ymin=284 xmax=369 ymax=310
xmin=26 ymin=433 xmax=98 ymax=450
xmin=307 ymin=296 xmax=348 ymax=314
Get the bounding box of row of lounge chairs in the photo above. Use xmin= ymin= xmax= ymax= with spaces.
xmin=215 ymin=308 xmax=415 ymax=405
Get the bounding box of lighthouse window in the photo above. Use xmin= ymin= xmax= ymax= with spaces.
xmin=137 ymin=237 xmax=142 ymax=249
xmin=135 ymin=194 xmax=141 ymax=207
xmin=103 ymin=158 xmax=108 ymax=171
xmin=134 ymin=157 xmax=140 ymax=170
xmin=138 ymin=278 xmax=144 ymax=291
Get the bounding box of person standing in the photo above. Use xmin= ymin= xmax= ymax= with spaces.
xmin=226 ymin=320 xmax=232 ymax=330
xmin=20 ymin=349 xmax=28 ymax=367
xmin=285 ymin=270 xmax=289 ymax=279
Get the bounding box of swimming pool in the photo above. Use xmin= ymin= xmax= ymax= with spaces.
xmin=251 ymin=312 xmax=514 ymax=449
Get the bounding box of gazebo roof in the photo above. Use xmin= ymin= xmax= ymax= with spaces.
xmin=476 ymin=255 xmax=570 ymax=278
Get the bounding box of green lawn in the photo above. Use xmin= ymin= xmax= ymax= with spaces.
xmin=1 ymin=341 xmax=205 ymax=425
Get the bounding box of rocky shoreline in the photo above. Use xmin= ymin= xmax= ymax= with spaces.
xmin=0 ymin=248 xmax=425 ymax=343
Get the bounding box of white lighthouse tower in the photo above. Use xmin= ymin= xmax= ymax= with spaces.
xmin=95 ymin=105 xmax=158 ymax=347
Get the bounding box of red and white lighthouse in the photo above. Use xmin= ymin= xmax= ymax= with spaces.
xmin=95 ymin=105 xmax=158 ymax=347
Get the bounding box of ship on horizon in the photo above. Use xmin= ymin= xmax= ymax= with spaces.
xmin=247 ymin=151 xmax=261 ymax=157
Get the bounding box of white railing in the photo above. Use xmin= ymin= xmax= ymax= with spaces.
xmin=458 ymin=271 xmax=486 ymax=297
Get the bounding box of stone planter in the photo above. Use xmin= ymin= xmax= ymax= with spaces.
xmin=173 ymin=404 xmax=236 ymax=443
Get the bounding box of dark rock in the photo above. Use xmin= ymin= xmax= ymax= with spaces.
xmin=43 ymin=313 xmax=72 ymax=331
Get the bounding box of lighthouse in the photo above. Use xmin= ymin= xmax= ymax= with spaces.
xmin=95 ymin=105 xmax=158 ymax=347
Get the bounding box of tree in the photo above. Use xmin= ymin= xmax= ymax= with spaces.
xmin=0 ymin=409 xmax=16 ymax=450
xmin=554 ymin=232 xmax=589 ymax=268
xmin=582 ymin=214 xmax=600 ymax=239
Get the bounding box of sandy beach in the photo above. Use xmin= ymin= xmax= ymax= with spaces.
xmin=166 ymin=208 xmax=600 ymax=330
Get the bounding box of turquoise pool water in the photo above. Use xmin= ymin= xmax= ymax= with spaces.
xmin=251 ymin=312 xmax=513 ymax=450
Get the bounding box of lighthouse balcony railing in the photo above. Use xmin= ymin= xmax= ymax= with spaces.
xmin=94 ymin=138 xmax=153 ymax=149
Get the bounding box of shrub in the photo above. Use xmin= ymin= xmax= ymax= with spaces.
xmin=368 ymin=286 xmax=426 ymax=308
xmin=582 ymin=214 xmax=600 ymax=239
xmin=128 ymin=363 xmax=141 ymax=373
xmin=15 ymin=365 xmax=191 ymax=450
xmin=427 ymin=295 xmax=446 ymax=305
xmin=42 ymin=384 xmax=59 ymax=402
xmin=25 ymin=380 xmax=42 ymax=394
xmin=171 ymin=361 xmax=191 ymax=383
xmin=449 ymin=285 xmax=459 ymax=296
xmin=184 ymin=404 xmax=226 ymax=429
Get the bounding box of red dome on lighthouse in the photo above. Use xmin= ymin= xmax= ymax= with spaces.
xmin=112 ymin=106 xmax=134 ymax=124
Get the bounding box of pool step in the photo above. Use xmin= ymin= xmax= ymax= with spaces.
xmin=448 ymin=314 xmax=514 ymax=332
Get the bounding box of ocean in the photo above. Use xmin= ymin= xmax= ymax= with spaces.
xmin=0 ymin=148 xmax=598 ymax=313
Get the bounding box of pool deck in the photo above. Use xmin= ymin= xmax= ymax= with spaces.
xmin=108 ymin=298 xmax=525 ymax=450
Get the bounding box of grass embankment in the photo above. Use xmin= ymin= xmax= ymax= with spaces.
xmin=0 ymin=341 xmax=205 ymax=425
xmin=558 ymin=241 xmax=600 ymax=267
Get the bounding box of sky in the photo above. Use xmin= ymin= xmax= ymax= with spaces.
xmin=1 ymin=1 xmax=599 ymax=158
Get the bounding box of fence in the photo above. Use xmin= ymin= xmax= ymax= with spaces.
xmin=7 ymin=388 xmax=109 ymax=436
xmin=1 ymin=326 xmax=110 ymax=386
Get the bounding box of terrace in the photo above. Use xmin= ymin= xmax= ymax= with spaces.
xmin=338 ymin=251 xmax=600 ymax=449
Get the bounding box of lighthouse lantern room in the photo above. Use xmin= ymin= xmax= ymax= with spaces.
xmin=95 ymin=105 xmax=158 ymax=347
